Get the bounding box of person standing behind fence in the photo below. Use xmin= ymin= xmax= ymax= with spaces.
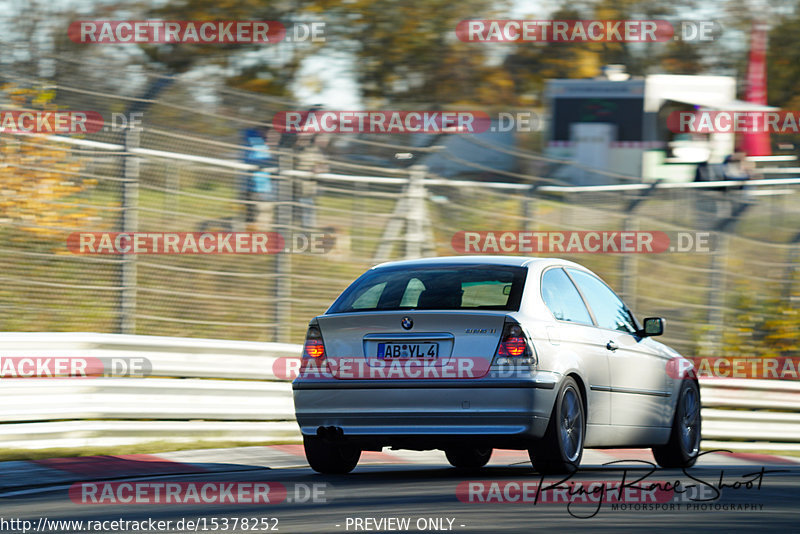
xmin=282 ymin=105 xmax=327 ymax=230
xmin=241 ymin=127 xmax=277 ymax=225
xmin=721 ymin=152 xmax=755 ymax=185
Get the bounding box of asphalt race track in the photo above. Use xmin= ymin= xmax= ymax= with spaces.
xmin=1 ymin=447 xmax=799 ymax=533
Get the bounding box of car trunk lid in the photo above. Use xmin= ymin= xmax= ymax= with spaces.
xmin=316 ymin=311 xmax=508 ymax=380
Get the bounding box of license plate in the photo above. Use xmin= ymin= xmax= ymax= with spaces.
xmin=377 ymin=342 xmax=439 ymax=359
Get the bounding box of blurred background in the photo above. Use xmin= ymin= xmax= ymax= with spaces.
xmin=1 ymin=0 xmax=799 ymax=362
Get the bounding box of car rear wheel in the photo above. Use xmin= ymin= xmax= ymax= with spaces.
xmin=653 ymin=380 xmax=701 ymax=468
xmin=529 ymin=377 xmax=584 ymax=474
xmin=444 ymin=447 xmax=492 ymax=469
xmin=303 ymin=435 xmax=361 ymax=474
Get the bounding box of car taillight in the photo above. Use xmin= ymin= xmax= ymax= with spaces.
xmin=304 ymin=339 xmax=324 ymax=358
xmin=494 ymin=322 xmax=535 ymax=365
xmin=301 ymin=326 xmax=326 ymax=371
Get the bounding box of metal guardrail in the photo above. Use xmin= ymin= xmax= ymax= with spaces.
xmin=23 ymin=132 xmax=800 ymax=192
xmin=0 ymin=333 xmax=301 ymax=449
xmin=1 ymin=334 xmax=797 ymax=452
xmin=700 ymin=379 xmax=800 ymax=451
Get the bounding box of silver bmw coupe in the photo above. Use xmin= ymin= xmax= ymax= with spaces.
xmin=292 ymin=256 xmax=700 ymax=474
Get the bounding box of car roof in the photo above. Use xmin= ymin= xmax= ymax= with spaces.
xmin=372 ymin=255 xmax=585 ymax=271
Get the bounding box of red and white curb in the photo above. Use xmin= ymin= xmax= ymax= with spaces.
xmin=1 ymin=446 xmax=797 ymax=494
xmin=161 ymin=445 xmax=800 ymax=469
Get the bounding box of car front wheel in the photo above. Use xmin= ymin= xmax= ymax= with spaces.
xmin=529 ymin=377 xmax=585 ymax=474
xmin=303 ymin=435 xmax=361 ymax=474
xmin=653 ymin=380 xmax=701 ymax=468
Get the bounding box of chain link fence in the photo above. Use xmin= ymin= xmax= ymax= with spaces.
xmin=1 ymin=55 xmax=799 ymax=357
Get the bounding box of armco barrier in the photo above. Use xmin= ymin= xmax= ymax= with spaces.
xmin=0 ymin=333 xmax=301 ymax=449
xmin=0 ymin=334 xmax=798 ymax=452
xmin=699 ymin=378 xmax=800 ymax=451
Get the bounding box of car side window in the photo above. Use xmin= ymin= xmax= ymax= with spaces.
xmin=566 ymin=269 xmax=637 ymax=334
xmin=541 ymin=268 xmax=594 ymax=325
xmin=351 ymin=282 xmax=386 ymax=309
xmin=399 ymin=278 xmax=425 ymax=307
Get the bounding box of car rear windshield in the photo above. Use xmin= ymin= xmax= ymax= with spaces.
xmin=328 ymin=264 xmax=527 ymax=313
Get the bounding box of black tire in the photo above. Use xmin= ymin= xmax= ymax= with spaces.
xmin=303 ymin=435 xmax=361 ymax=474
xmin=529 ymin=377 xmax=585 ymax=475
xmin=444 ymin=447 xmax=492 ymax=469
xmin=653 ymin=380 xmax=701 ymax=468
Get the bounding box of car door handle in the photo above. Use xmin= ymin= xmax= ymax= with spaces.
xmin=606 ymin=340 xmax=618 ymax=352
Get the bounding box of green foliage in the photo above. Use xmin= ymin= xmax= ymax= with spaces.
xmin=767 ymin=8 xmax=800 ymax=110
xmin=721 ymin=279 xmax=800 ymax=358
xmin=315 ymin=0 xmax=513 ymax=105
xmin=502 ymin=0 xmax=704 ymax=104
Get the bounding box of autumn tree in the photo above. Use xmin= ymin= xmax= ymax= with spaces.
xmin=766 ymin=5 xmax=800 ymax=109
xmin=502 ymin=0 xmax=707 ymax=103
xmin=0 ymin=84 xmax=96 ymax=242
xmin=143 ymin=0 xmax=329 ymax=97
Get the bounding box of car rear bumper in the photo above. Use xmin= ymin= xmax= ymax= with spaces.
xmin=292 ymin=375 xmax=559 ymax=442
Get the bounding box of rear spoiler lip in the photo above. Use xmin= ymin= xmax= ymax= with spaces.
xmin=293 ymin=378 xmax=557 ymax=390
xmin=317 ymin=309 xmax=518 ymax=318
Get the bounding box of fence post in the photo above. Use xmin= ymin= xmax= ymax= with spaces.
xmin=404 ymin=165 xmax=428 ymax=259
xmin=619 ymin=215 xmax=638 ymax=307
xmin=274 ymin=155 xmax=293 ymax=343
xmin=522 ymin=186 xmax=536 ymax=232
xmin=118 ymin=127 xmax=139 ymax=335
xmin=619 ymin=183 xmax=660 ymax=309
xmin=704 ymin=233 xmax=729 ymax=357
xmin=785 ymin=235 xmax=800 ymax=308
xmin=703 ymin=195 xmax=752 ymax=357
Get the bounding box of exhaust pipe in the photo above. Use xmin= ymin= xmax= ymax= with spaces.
xmin=316 ymin=426 xmax=344 ymax=440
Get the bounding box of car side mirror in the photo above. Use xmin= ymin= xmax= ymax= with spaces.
xmin=641 ymin=317 xmax=664 ymax=337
